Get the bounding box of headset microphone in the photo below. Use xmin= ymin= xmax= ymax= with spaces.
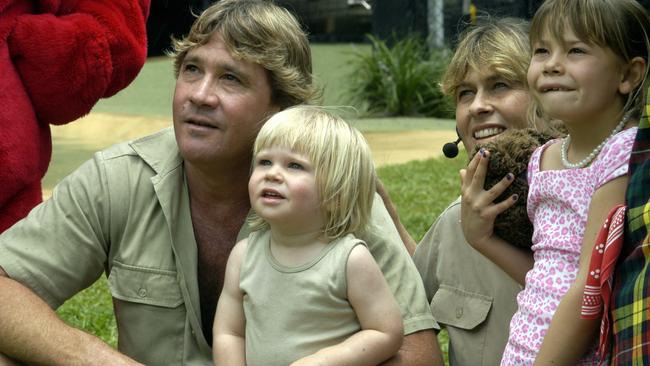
xmin=442 ymin=127 xmax=462 ymax=158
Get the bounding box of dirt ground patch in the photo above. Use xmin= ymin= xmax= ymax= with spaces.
xmin=51 ymin=113 xmax=172 ymax=147
xmin=44 ymin=113 xmax=455 ymax=199
xmin=52 ymin=113 xmax=457 ymax=166
xmin=364 ymin=130 xmax=457 ymax=166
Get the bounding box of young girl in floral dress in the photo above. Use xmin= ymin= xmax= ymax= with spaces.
xmin=460 ymin=0 xmax=650 ymax=364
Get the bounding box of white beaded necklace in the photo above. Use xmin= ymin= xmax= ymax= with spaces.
xmin=560 ymin=112 xmax=631 ymax=169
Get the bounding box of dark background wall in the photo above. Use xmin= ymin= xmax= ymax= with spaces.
xmin=146 ymin=0 xmax=646 ymax=55
xmin=371 ymin=0 xmax=428 ymax=44
xmin=147 ymin=0 xmax=207 ymax=56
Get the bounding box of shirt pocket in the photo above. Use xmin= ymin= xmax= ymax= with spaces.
xmin=431 ymin=285 xmax=493 ymax=366
xmin=108 ymin=260 xmax=186 ymax=365
xmin=108 ymin=260 xmax=184 ymax=307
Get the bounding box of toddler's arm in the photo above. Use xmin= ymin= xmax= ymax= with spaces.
xmin=534 ymin=176 xmax=628 ymax=365
xmin=460 ymin=149 xmax=534 ymax=284
xmin=291 ymin=245 xmax=404 ymax=366
xmin=213 ymin=239 xmax=248 ymax=366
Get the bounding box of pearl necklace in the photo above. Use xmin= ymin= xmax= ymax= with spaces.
xmin=561 ymin=113 xmax=631 ymax=169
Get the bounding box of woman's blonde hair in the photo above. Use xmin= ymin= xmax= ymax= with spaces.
xmin=167 ymin=0 xmax=319 ymax=108
xmin=530 ymin=0 xmax=650 ymax=119
xmin=440 ymin=18 xmax=562 ymax=132
xmin=249 ymin=106 xmax=376 ymax=240
xmin=441 ymin=17 xmax=531 ymax=100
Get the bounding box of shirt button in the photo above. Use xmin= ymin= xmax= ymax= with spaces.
xmin=138 ymin=288 xmax=147 ymax=298
xmin=455 ymin=307 xmax=463 ymax=319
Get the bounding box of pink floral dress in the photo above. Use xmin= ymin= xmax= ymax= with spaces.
xmin=500 ymin=128 xmax=637 ymax=365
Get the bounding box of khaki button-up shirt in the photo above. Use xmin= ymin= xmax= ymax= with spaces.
xmin=413 ymin=197 xmax=523 ymax=366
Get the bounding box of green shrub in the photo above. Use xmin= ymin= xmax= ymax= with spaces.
xmin=346 ymin=34 xmax=454 ymax=118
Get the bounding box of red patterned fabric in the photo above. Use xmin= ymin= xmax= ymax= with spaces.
xmin=582 ymin=204 xmax=626 ymax=361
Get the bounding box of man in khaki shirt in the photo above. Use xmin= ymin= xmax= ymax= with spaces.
xmin=0 ymin=1 xmax=439 ymax=365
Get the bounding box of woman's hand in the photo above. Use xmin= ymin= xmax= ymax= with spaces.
xmin=459 ymin=148 xmax=534 ymax=284
xmin=460 ymin=148 xmax=518 ymax=250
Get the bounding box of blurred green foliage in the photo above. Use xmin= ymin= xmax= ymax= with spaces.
xmin=346 ymin=35 xmax=454 ymax=118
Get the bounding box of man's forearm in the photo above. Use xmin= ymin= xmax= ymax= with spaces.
xmin=0 ymin=274 xmax=141 ymax=366
xmin=380 ymin=330 xmax=443 ymax=366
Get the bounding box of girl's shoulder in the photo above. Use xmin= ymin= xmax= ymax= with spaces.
xmin=529 ymin=137 xmax=563 ymax=173
xmin=241 ymin=229 xmax=269 ymax=265
xmin=589 ymin=127 xmax=638 ymax=186
xmin=608 ymin=126 xmax=638 ymax=142
xmin=596 ymin=127 xmax=638 ymax=166
xmin=609 ymin=126 xmax=638 ymax=145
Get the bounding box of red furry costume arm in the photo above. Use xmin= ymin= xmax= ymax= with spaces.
xmin=0 ymin=0 xmax=150 ymax=232
xmin=8 ymin=0 xmax=151 ymax=125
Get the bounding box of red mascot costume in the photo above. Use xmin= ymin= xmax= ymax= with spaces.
xmin=0 ymin=0 xmax=150 ymax=232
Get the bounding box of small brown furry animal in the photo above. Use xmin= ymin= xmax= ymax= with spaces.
xmin=471 ymin=128 xmax=559 ymax=249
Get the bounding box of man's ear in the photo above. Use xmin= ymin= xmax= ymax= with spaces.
xmin=619 ymin=56 xmax=647 ymax=95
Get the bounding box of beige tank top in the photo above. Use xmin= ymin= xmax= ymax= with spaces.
xmin=240 ymin=229 xmax=365 ymax=366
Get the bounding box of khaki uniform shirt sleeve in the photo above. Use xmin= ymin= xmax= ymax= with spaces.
xmin=357 ymin=194 xmax=436 ymax=335
xmin=0 ymin=153 xmax=111 ymax=308
xmin=413 ymin=206 xmax=446 ymax=331
xmin=413 ymin=217 xmax=442 ymax=303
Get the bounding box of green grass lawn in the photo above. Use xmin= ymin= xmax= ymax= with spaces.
xmin=46 ymin=43 xmax=458 ymax=363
